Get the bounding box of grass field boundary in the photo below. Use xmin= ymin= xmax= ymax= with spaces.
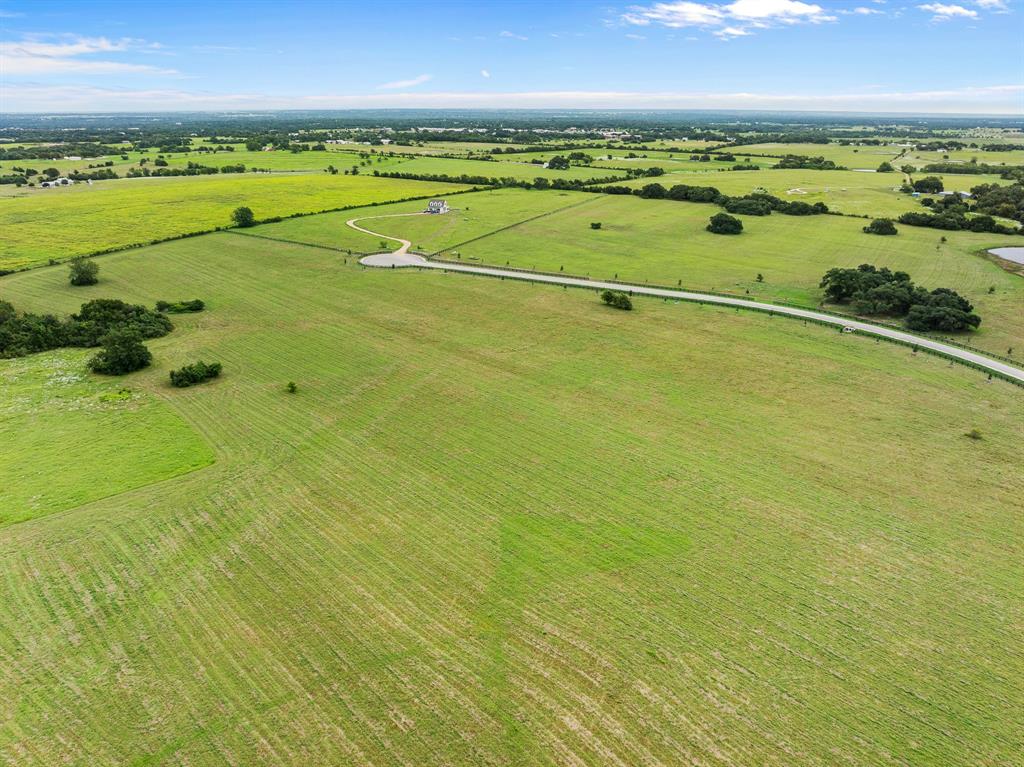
xmin=427 ymin=195 xmax=604 ymax=257
xmin=424 ymin=257 xmax=1024 ymax=385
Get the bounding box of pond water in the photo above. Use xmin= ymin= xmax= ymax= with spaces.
xmin=989 ymin=247 xmax=1024 ymax=265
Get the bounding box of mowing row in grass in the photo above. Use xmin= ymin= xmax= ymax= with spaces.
xmin=1 ymin=231 xmax=1021 ymax=765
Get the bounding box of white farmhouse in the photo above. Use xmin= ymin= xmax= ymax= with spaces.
xmin=425 ymin=199 xmax=449 ymax=215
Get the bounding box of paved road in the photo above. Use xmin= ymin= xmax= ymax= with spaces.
xmin=347 ymin=215 xmax=1024 ymax=384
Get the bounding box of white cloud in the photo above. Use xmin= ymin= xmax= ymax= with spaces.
xmin=499 ymin=30 xmax=528 ymax=40
xmin=625 ymin=32 xmax=647 ymax=38
xmin=974 ymin=0 xmax=1007 ymax=7
xmin=850 ymin=6 xmax=884 ymax=13
xmin=6 ymin=82 xmax=1020 ymax=114
xmin=480 ymin=68 xmax=490 ymax=78
xmin=622 ymin=0 xmax=834 ymax=37
xmin=714 ymin=25 xmax=751 ymax=37
xmin=376 ymin=73 xmax=432 ymax=89
xmin=917 ymin=3 xmax=978 ymax=19
xmin=0 ymin=35 xmax=178 ymax=75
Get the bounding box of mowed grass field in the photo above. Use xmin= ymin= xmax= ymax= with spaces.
xmin=250 ymin=187 xmax=591 ymax=253
xmin=436 ymin=192 xmax=1024 ymax=355
xmin=1 ymin=232 xmax=1022 ymax=765
xmin=0 ymin=173 xmax=471 ymax=271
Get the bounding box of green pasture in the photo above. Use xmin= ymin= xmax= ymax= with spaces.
xmin=381 ymin=155 xmax=628 ymax=182
xmin=610 ymin=168 xmax=1007 ymax=217
xmin=736 ymin=142 xmax=904 ymax=168
xmin=0 ymin=173 xmax=471 ymax=271
xmin=0 ymin=348 xmax=213 ymax=526
xmin=899 ymin=148 xmax=1024 ymax=169
xmin=439 ymin=192 xmax=1023 ymax=355
xmin=1 ymin=232 xmax=1021 ymax=765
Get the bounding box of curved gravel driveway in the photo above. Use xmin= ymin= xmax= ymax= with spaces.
xmin=348 ymin=214 xmax=1024 ymax=384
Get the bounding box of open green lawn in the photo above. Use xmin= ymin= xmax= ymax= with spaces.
xmin=610 ymin=168 xmax=1008 ymax=218
xmin=0 ymin=173 xmax=471 ymax=271
xmin=250 ymin=187 xmax=591 ymax=253
xmin=1 ymin=232 xmax=1021 ymax=766
xmin=438 ymin=193 xmax=1024 ymax=356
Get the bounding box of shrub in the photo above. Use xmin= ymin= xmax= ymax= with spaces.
xmin=231 ymin=206 xmax=255 ymax=227
xmin=863 ymin=218 xmax=898 ymax=235
xmin=67 ymin=299 xmax=173 ymax=347
xmin=286 ymin=381 xmax=298 ymax=393
xmin=88 ymin=329 xmax=152 ymax=375
xmin=707 ymin=213 xmax=743 ymax=235
xmin=590 ymin=222 xmax=602 ymax=230
xmin=156 ymin=299 xmax=205 ymax=313
xmin=170 ymin=360 xmax=222 ymax=388
xmin=600 ymin=289 xmax=633 ymax=311
xmin=68 ymin=257 xmax=99 ymax=286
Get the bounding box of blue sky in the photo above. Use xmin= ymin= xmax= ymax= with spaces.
xmin=1 ymin=0 xmax=1021 ymax=114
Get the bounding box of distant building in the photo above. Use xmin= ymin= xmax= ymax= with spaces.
xmin=40 ymin=177 xmax=74 ymax=188
xmin=425 ymin=199 xmax=449 ymax=214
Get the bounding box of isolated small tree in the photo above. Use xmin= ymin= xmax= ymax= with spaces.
xmin=286 ymin=381 xmax=298 ymax=393
xmin=69 ymin=257 xmax=99 ymax=286
xmin=707 ymin=212 xmax=743 ymax=235
xmin=42 ymin=167 xmax=60 ymax=179
xmin=863 ymin=218 xmax=898 ymax=235
xmin=877 ymin=161 xmax=895 ymax=172
xmin=756 ymin=273 xmax=764 ymax=282
xmin=590 ymin=222 xmax=602 ymax=230
xmin=600 ymin=289 xmax=633 ymax=311
xmin=231 ymin=206 xmax=255 ymax=227
xmin=88 ymin=329 xmax=152 ymax=375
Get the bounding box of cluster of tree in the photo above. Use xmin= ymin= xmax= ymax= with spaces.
xmin=629 ymin=182 xmax=828 ymax=217
xmin=819 ymin=264 xmax=980 ymax=331
xmin=773 ymin=155 xmax=843 ymax=170
xmin=600 ymin=289 xmax=633 ymax=310
xmin=897 ymin=209 xmax=1015 ymax=233
xmin=373 ymin=170 xmax=629 ymax=190
xmin=979 ymin=144 xmax=1024 ymax=152
xmin=546 ymin=155 xmax=570 ymax=170
xmin=732 ymin=164 xmax=761 ymax=171
xmin=0 ymin=143 xmax=115 ymax=161
xmin=920 ymin=162 xmax=1007 ymax=175
xmin=863 ymin=218 xmax=898 ymax=235
xmin=707 ymin=213 xmax=743 ymax=234
xmin=912 ymin=176 xmax=944 ymax=193
xmin=969 ymin=182 xmax=1024 ymax=224
xmin=0 ymin=298 xmax=172 ymax=358
xmin=170 ymin=360 xmax=222 ymax=387
xmin=156 ymin=299 xmax=205 ymax=313
xmin=877 ymin=161 xmax=895 ymax=172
